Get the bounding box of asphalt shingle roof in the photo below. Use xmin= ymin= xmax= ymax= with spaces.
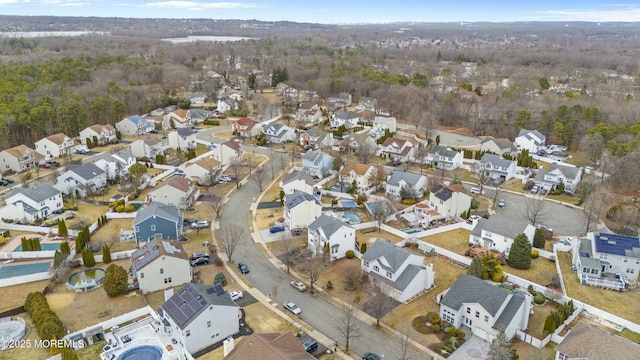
xmin=470 ymin=214 xmax=530 ymax=240
xmin=308 ymin=214 xmax=352 ymax=238
xmin=7 ymin=183 xmax=60 ymax=203
xmin=67 ymin=163 xmax=105 ymax=181
xmin=160 ymin=283 xmax=238 ymax=330
xmin=386 ymin=171 xmax=425 ymax=188
xmin=134 ymin=202 xmax=181 ymax=224
xmin=361 ymin=240 xmax=411 ymax=274
xmin=555 ymin=321 xmax=640 ymax=359
xmin=440 ymin=275 xmax=511 ymax=317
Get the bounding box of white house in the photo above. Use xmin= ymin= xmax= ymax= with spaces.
xmin=296 ymin=102 xmax=323 ymax=123
xmin=0 ymin=183 xmax=63 ymax=222
xmin=429 ymin=184 xmax=472 ymax=219
xmin=116 ymin=115 xmax=155 ymax=136
xmin=477 ymin=153 xmax=516 ymax=181
xmin=356 ymin=97 xmax=377 ymax=113
xmin=55 ymin=163 xmax=107 ymax=197
xmin=302 ymin=149 xmax=333 ymax=179
xmin=439 ymin=275 xmax=531 ymax=342
xmin=554 ymin=321 xmax=640 ymax=360
xmin=0 ymin=145 xmax=40 ymax=173
xmin=211 ymin=140 xmax=243 ymax=164
xmin=188 ymin=93 xmax=206 ymax=105
xmin=149 ymin=176 xmax=200 ymax=210
xmin=372 ymin=116 xmax=397 ymax=133
xmin=280 ymin=172 xmax=315 ymax=195
xmin=159 ymin=283 xmax=239 ymax=354
xmin=262 ymin=123 xmax=297 ymax=144
xmin=164 ymin=109 xmax=192 ymax=129
xmin=90 ymin=150 xmax=136 ymax=179
xmin=480 ymin=137 xmax=517 ymax=156
xmin=361 ymin=240 xmax=436 ymax=303
xmin=130 ymin=135 xmax=167 ymax=160
xmin=307 ymin=214 xmax=356 ymax=261
xmin=379 ymin=138 xmax=415 ymax=163
xmin=341 ymin=162 xmax=379 ymax=193
xmin=34 ymin=133 xmax=75 ymax=159
xmin=183 ymin=156 xmax=222 ymax=185
xmin=339 ymin=133 xmax=377 ymax=154
xmin=572 ymin=230 xmax=640 ymax=284
xmin=534 ymin=163 xmax=583 ymax=194
xmin=217 ymin=97 xmax=238 ymax=113
xmin=425 ymin=145 xmax=464 ymax=170
xmin=385 ymin=171 xmax=428 ymax=200
xmin=130 ymin=239 xmax=191 ymax=294
xmin=469 ymin=214 xmax=536 ymax=254
xmin=331 ymin=111 xmax=360 ymax=129
xmin=284 ymin=191 xmax=322 ymax=230
xmin=167 ymin=128 xmax=197 ymax=152
xmin=79 ymin=124 xmax=117 ymax=146
xmin=515 ymin=129 xmax=546 ymax=153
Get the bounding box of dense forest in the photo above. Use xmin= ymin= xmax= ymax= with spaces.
xmin=0 ymin=17 xmax=639 ymax=192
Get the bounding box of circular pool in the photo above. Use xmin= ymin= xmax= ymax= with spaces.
xmin=0 ymin=317 xmax=27 ymax=350
xmin=116 ymin=345 xmax=163 ymax=360
xmin=343 ymin=212 xmax=362 ymax=224
xmin=67 ymin=268 xmax=106 ymax=291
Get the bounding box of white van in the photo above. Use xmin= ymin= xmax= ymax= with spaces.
xmin=470 ymin=187 xmax=484 ymax=195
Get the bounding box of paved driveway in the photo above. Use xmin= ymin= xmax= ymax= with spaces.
xmin=448 ymin=335 xmax=489 ymax=360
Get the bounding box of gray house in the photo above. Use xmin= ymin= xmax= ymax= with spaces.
xmin=477 ymin=153 xmax=516 ymax=181
xmin=55 ymin=163 xmax=107 ymax=197
xmin=385 ymin=171 xmax=428 ymax=200
xmin=133 ymin=203 xmax=183 ymax=244
xmin=302 ymin=149 xmax=333 ymax=178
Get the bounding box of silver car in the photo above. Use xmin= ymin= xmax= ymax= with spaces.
xmin=283 ymin=301 xmax=301 ymax=316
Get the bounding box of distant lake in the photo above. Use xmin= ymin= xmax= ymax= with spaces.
xmin=0 ymin=31 xmax=109 ymax=38
xmin=162 ymin=36 xmax=256 ymax=44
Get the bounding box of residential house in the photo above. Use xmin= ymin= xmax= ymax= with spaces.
xmin=372 ymin=116 xmax=397 ymax=133
xmin=34 ymin=133 xmax=75 ymax=159
xmin=425 ymin=145 xmax=463 ymax=170
xmin=341 ymin=162 xmax=378 ymax=193
xmin=232 ymin=117 xmax=261 ymax=138
xmin=211 ymin=139 xmax=243 ymax=164
xmin=356 ymin=97 xmax=377 ymax=113
xmin=164 ymin=109 xmax=192 ymax=129
xmin=130 ymin=135 xmax=166 ymax=160
xmin=55 ymin=163 xmax=107 ymax=197
xmin=572 ymin=230 xmax=640 ymax=285
xmin=339 ymin=133 xmax=377 ymax=154
xmin=183 ymin=156 xmax=222 ymax=185
xmin=302 ymin=149 xmax=334 ymax=178
xmin=159 ymin=283 xmax=239 ymax=354
xmin=226 ymin=333 xmax=315 ymax=360
xmin=283 ymin=191 xmax=322 ymax=230
xmin=189 ymin=108 xmax=216 ymax=125
xmin=515 ymin=129 xmax=546 ymax=153
xmin=116 ymin=115 xmax=155 ymax=136
xmin=90 ymin=150 xmax=136 ymax=180
xmin=554 ymin=321 xmax=640 ymax=360
xmin=327 ymin=92 xmax=352 ymax=110
xmin=188 ymin=93 xmax=206 ymax=104
xmin=79 ymin=124 xmax=117 ymax=146
xmin=468 ymin=214 xmax=536 ymax=254
xmin=385 ymin=171 xmax=428 ymax=200
xmin=0 ymin=145 xmax=39 ymax=173
xmin=429 ymin=184 xmax=472 ymax=219
xmin=296 ymin=102 xmax=323 ymax=123
xmin=226 ymin=91 xmax=243 ymax=102
xmin=534 ymin=163 xmax=583 ymax=194
xmin=379 ymin=138 xmax=416 ymax=163
xmin=130 ymin=239 xmax=191 ymax=294
xmin=216 ymin=96 xmax=238 ymax=113
xmin=480 ymin=137 xmax=517 ymax=157
xmin=0 ymin=183 xmax=62 ymax=222
xmin=439 ymin=275 xmax=531 ymax=342
xmin=262 ymin=123 xmax=297 ymax=144
xmin=361 ymin=240 xmax=436 ymax=303
xmin=477 ymin=153 xmax=516 ymax=181
xmin=280 ymin=172 xmax=315 ymax=195
xmin=149 ymin=176 xmax=200 ymax=210
xmin=307 ymin=214 xmax=356 ymax=261
xmin=331 ymin=111 xmax=360 ymax=129
xmin=299 ymin=128 xmax=334 ymax=150
xmin=167 ymin=128 xmax=197 ymax=152
xmin=133 ymin=203 xmax=183 ymax=244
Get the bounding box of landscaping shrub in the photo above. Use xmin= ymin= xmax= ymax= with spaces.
xmin=412 ymin=316 xmax=430 ymax=334
xmin=25 ymin=292 xmax=65 ymax=344
xmin=432 ymin=324 xmax=441 ymax=333
xmin=102 ymin=244 xmax=112 ymax=264
xmin=507 ymin=233 xmax=532 ymax=270
xmin=531 ymin=250 xmax=539 ymax=258
xmin=534 ymin=293 xmax=545 ymax=304
xmin=325 ymin=280 xmax=333 ymax=290
xmin=124 ymin=205 xmax=135 ymax=213
xmin=533 ymin=229 xmax=545 ymax=249
xmin=203 ymin=119 xmax=220 ymax=126
xmin=214 ymin=272 xmax=227 ymax=286
xmin=402 ymin=198 xmax=417 ymax=205
xmin=0 ymin=236 xmax=5 ymax=245
xmin=81 ymin=248 xmax=96 ymax=267
xmin=103 ymin=264 xmax=128 ymax=297
xmin=345 ymin=250 xmax=355 ymax=259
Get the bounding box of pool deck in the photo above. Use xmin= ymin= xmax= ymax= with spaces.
xmin=2 ymin=233 xmax=71 ymax=253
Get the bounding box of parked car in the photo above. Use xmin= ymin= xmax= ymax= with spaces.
xmin=468 ymin=215 xmax=481 ymax=223
xmin=52 ymin=209 xmax=66 ymax=214
xmin=74 ymin=147 xmax=90 ymax=154
xmin=218 ymin=176 xmax=232 ymax=182
xmin=178 ymin=235 xmax=190 ymax=242
xmin=530 ymin=185 xmax=540 ymax=194
xmin=47 ymin=161 xmax=61 ymax=167
xmin=0 ymin=179 xmax=10 ymax=186
xmin=190 ymin=257 xmax=209 ymax=267
xmin=269 ymin=226 xmax=285 ymax=233
xmin=191 ymin=220 xmax=210 ymax=229
xmin=290 ymin=281 xmax=307 ymax=292
xmin=39 ymin=163 xmax=51 ymax=169
xmin=302 ymin=339 xmax=318 ymax=353
xmin=276 ymin=148 xmax=287 ymax=153
xmin=362 ymin=352 xmax=382 ymax=360
xmin=238 ymin=262 xmax=250 ymax=274
xmin=4 ymin=178 xmax=14 ymax=184
xmin=283 ymin=301 xmax=301 ymax=316
xmin=65 ymin=214 xmax=75 ymax=220
xmin=470 ymin=187 xmax=485 ymax=195
xmin=498 ymin=199 xmax=506 ymax=208
xmin=230 ymin=291 xmax=243 ymax=301
xmin=191 ymin=252 xmax=209 ymax=260
xmin=536 ymin=224 xmax=553 ymax=233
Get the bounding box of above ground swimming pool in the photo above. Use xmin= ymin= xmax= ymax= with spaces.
xmin=340 ymin=200 xmax=358 ymax=208
xmin=67 ymin=268 xmax=106 ymax=291
xmin=343 ymin=212 xmax=362 ymax=224
xmin=116 ymin=345 xmax=163 ymax=360
xmin=0 ymin=317 xmax=27 ymax=349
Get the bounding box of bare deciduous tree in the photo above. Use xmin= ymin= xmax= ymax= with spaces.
xmin=342 ymin=263 xmax=361 ymax=292
xmin=251 ymin=166 xmax=269 ymax=191
xmin=218 ymin=223 xmax=246 ymax=263
xmin=301 ymin=257 xmax=325 ymax=294
xmin=368 ymin=282 xmax=393 ymax=328
xmin=370 ymin=165 xmax=387 ymax=191
xmin=229 ymin=155 xmax=244 ymax=189
xmin=524 ymin=194 xmax=547 ymax=226
xmin=335 ymin=299 xmax=361 ymax=352
xmin=356 ymin=140 xmax=376 ymax=164
xmin=211 ymin=195 xmax=224 ymax=220
xmin=276 ymin=232 xmax=302 ymax=273
xmin=372 ymin=201 xmax=391 ymax=232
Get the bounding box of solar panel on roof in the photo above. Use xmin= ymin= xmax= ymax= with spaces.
xmin=213 ymin=283 xmax=224 ymax=295
xmin=206 ymin=287 xmax=216 ymax=294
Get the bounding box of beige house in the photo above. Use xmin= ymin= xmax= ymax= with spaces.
xmin=131 ymin=239 xmax=191 ymax=294
xmin=183 ymin=156 xmax=222 ymax=185
xmin=34 ymin=133 xmax=75 ymax=159
xmin=555 ymin=321 xmax=640 ymax=360
xmin=79 ymin=124 xmax=117 ymax=146
xmin=0 ymin=145 xmax=40 ymax=173
xmin=163 ymin=109 xmax=192 ymax=129
xmin=130 ymin=135 xmax=167 ymax=160
xmin=211 ymin=139 xmax=243 ymax=164
xmin=341 ymin=162 xmax=378 ymax=192
xmin=149 ymin=176 xmax=200 ymax=210
xmin=284 ymin=191 xmax=322 ymax=230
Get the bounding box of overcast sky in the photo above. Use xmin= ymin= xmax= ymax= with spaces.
xmin=2 ymin=1 xmax=640 ymax=23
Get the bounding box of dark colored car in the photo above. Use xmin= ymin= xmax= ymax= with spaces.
xmin=238 ymin=262 xmax=250 ymax=274
xmin=190 ymin=257 xmax=209 ymax=267
xmin=4 ymin=178 xmax=14 ymax=184
xmin=52 ymin=209 xmax=65 ymax=214
xmin=303 ymin=339 xmax=318 ymax=353
xmin=269 ymin=226 xmax=285 ymax=234
xmin=0 ymin=180 xmax=9 ymax=186
xmin=47 ymin=161 xmax=61 ymax=167
xmin=191 ymin=252 xmax=209 ymax=260
xmin=362 ymin=352 xmax=382 ymax=360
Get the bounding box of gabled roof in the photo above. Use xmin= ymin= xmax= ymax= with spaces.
xmin=480 ymin=153 xmax=514 ymax=168
xmin=2 ymin=144 xmax=34 ymax=159
xmin=87 ymin=124 xmax=115 ymax=133
xmin=124 ymin=115 xmax=145 ymax=125
xmin=387 ymin=171 xmax=425 ymax=188
xmin=381 ymin=137 xmax=409 ymax=148
xmin=373 ymin=116 xmax=395 ymax=125
xmin=7 ymin=183 xmax=60 ymax=203
xmin=134 ymin=202 xmax=181 ymax=224
xmin=430 ymin=184 xmax=465 ymax=201
xmin=264 ymin=123 xmax=284 ymax=133
xmin=342 ymin=162 xmax=373 ymax=176
xmin=42 ymin=133 xmax=70 ymax=145
xmin=154 ymin=175 xmax=194 ymax=193
xmin=188 ymin=156 xmax=221 ymax=171
xmin=305 ymin=128 xmax=326 ymax=138
xmin=174 ymin=128 xmax=197 ymax=137
xmin=593 ymin=231 xmax=640 ymax=258
xmin=335 ymin=111 xmax=359 ymax=120
xmin=138 ymin=135 xmax=162 ymax=146
xmin=234 ymin=117 xmax=259 ymax=129
xmin=555 ymin=321 xmax=640 ymax=359
xmin=284 ymin=191 xmax=319 ymax=209
xmin=361 ymin=240 xmax=411 ymax=274
xmin=470 ymin=214 xmax=530 ymax=240
xmin=308 ymin=214 xmax=352 ymax=238
xmin=441 ymin=275 xmax=512 ymax=317
xmin=172 ymin=109 xmax=188 ymax=118
xmin=546 ymin=163 xmax=581 ymax=179
xmin=67 ymin=163 xmax=105 ymax=180
xmin=131 ymin=238 xmax=188 ymax=271
xmin=482 ymin=137 xmax=515 ymax=150
xmin=222 ymin=139 xmax=242 ymax=150
xmin=341 ymin=132 xmax=370 ymax=147
xmin=302 ymin=149 xmax=329 ymax=165
xmin=226 ymin=333 xmax=314 ymax=360
xmin=160 ymin=283 xmax=238 ymax=330
xmin=282 ymin=172 xmax=314 ymax=187
xmin=429 ymin=145 xmax=458 ymax=158
xmin=517 ymin=129 xmax=546 ymax=143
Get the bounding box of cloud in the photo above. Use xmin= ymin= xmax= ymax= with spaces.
xmin=537 ymin=6 xmax=640 ymax=22
xmin=0 ymin=0 xmax=27 ymax=4
xmin=59 ymin=2 xmax=88 ymax=6
xmin=144 ymin=1 xmax=256 ymax=10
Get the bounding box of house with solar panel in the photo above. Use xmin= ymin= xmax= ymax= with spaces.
xmin=284 ymin=191 xmax=322 ymax=231
xmin=0 ymin=183 xmax=62 ymax=222
xmin=571 ymin=229 xmax=640 ymax=290
xmin=438 ymin=275 xmax=532 ymax=342
xmin=360 ymin=240 xmax=435 ymax=303
xmin=158 ymin=283 xmax=240 ymax=354
xmin=307 ymin=214 xmax=356 ymax=261
xmin=131 ymin=239 xmax=191 ymax=294
xmin=134 ymin=203 xmax=184 ymax=244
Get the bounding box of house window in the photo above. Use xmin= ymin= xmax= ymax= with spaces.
xmin=151 ymin=225 xmax=156 ymax=231
xmin=591 ymin=269 xmax=598 ymax=274
xmin=466 ymin=307 xmax=470 ymax=314
xmin=207 ymin=321 xmax=211 ymax=328
xmin=475 ymin=311 xmax=480 ymax=318
xmin=484 ymin=315 xmax=489 ymax=322
xmin=154 ymin=233 xmax=162 ymax=239
xmin=558 ymin=353 xmax=569 ymax=360
xmin=186 ymin=330 xmax=190 ymax=337
xmin=160 ymin=268 xmax=164 ymax=274
xmin=373 ymin=265 xmax=380 ymax=272
xmin=140 ymin=273 xmax=144 ymax=278
xmin=364 ymin=261 xmax=369 ymax=267
xmin=386 ymin=271 xmax=392 ymax=278
xmin=135 ymin=226 xmax=140 ymax=232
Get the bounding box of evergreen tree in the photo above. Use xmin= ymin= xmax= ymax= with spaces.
xmin=360 ymin=242 xmax=367 ymax=254
xmin=487 ymin=326 xmax=517 ymax=360
xmin=103 ymin=264 xmax=128 ymax=297
xmin=467 ymin=256 xmax=483 ymax=278
xmin=102 ymin=244 xmax=112 ymax=264
xmin=82 ymin=248 xmax=96 ymax=267
xmin=57 ymin=219 xmax=68 ymax=237
xmin=533 ymin=230 xmax=545 ymax=249
xmin=507 ymin=234 xmax=532 ymax=270
xmin=60 ymin=242 xmax=71 ymax=257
